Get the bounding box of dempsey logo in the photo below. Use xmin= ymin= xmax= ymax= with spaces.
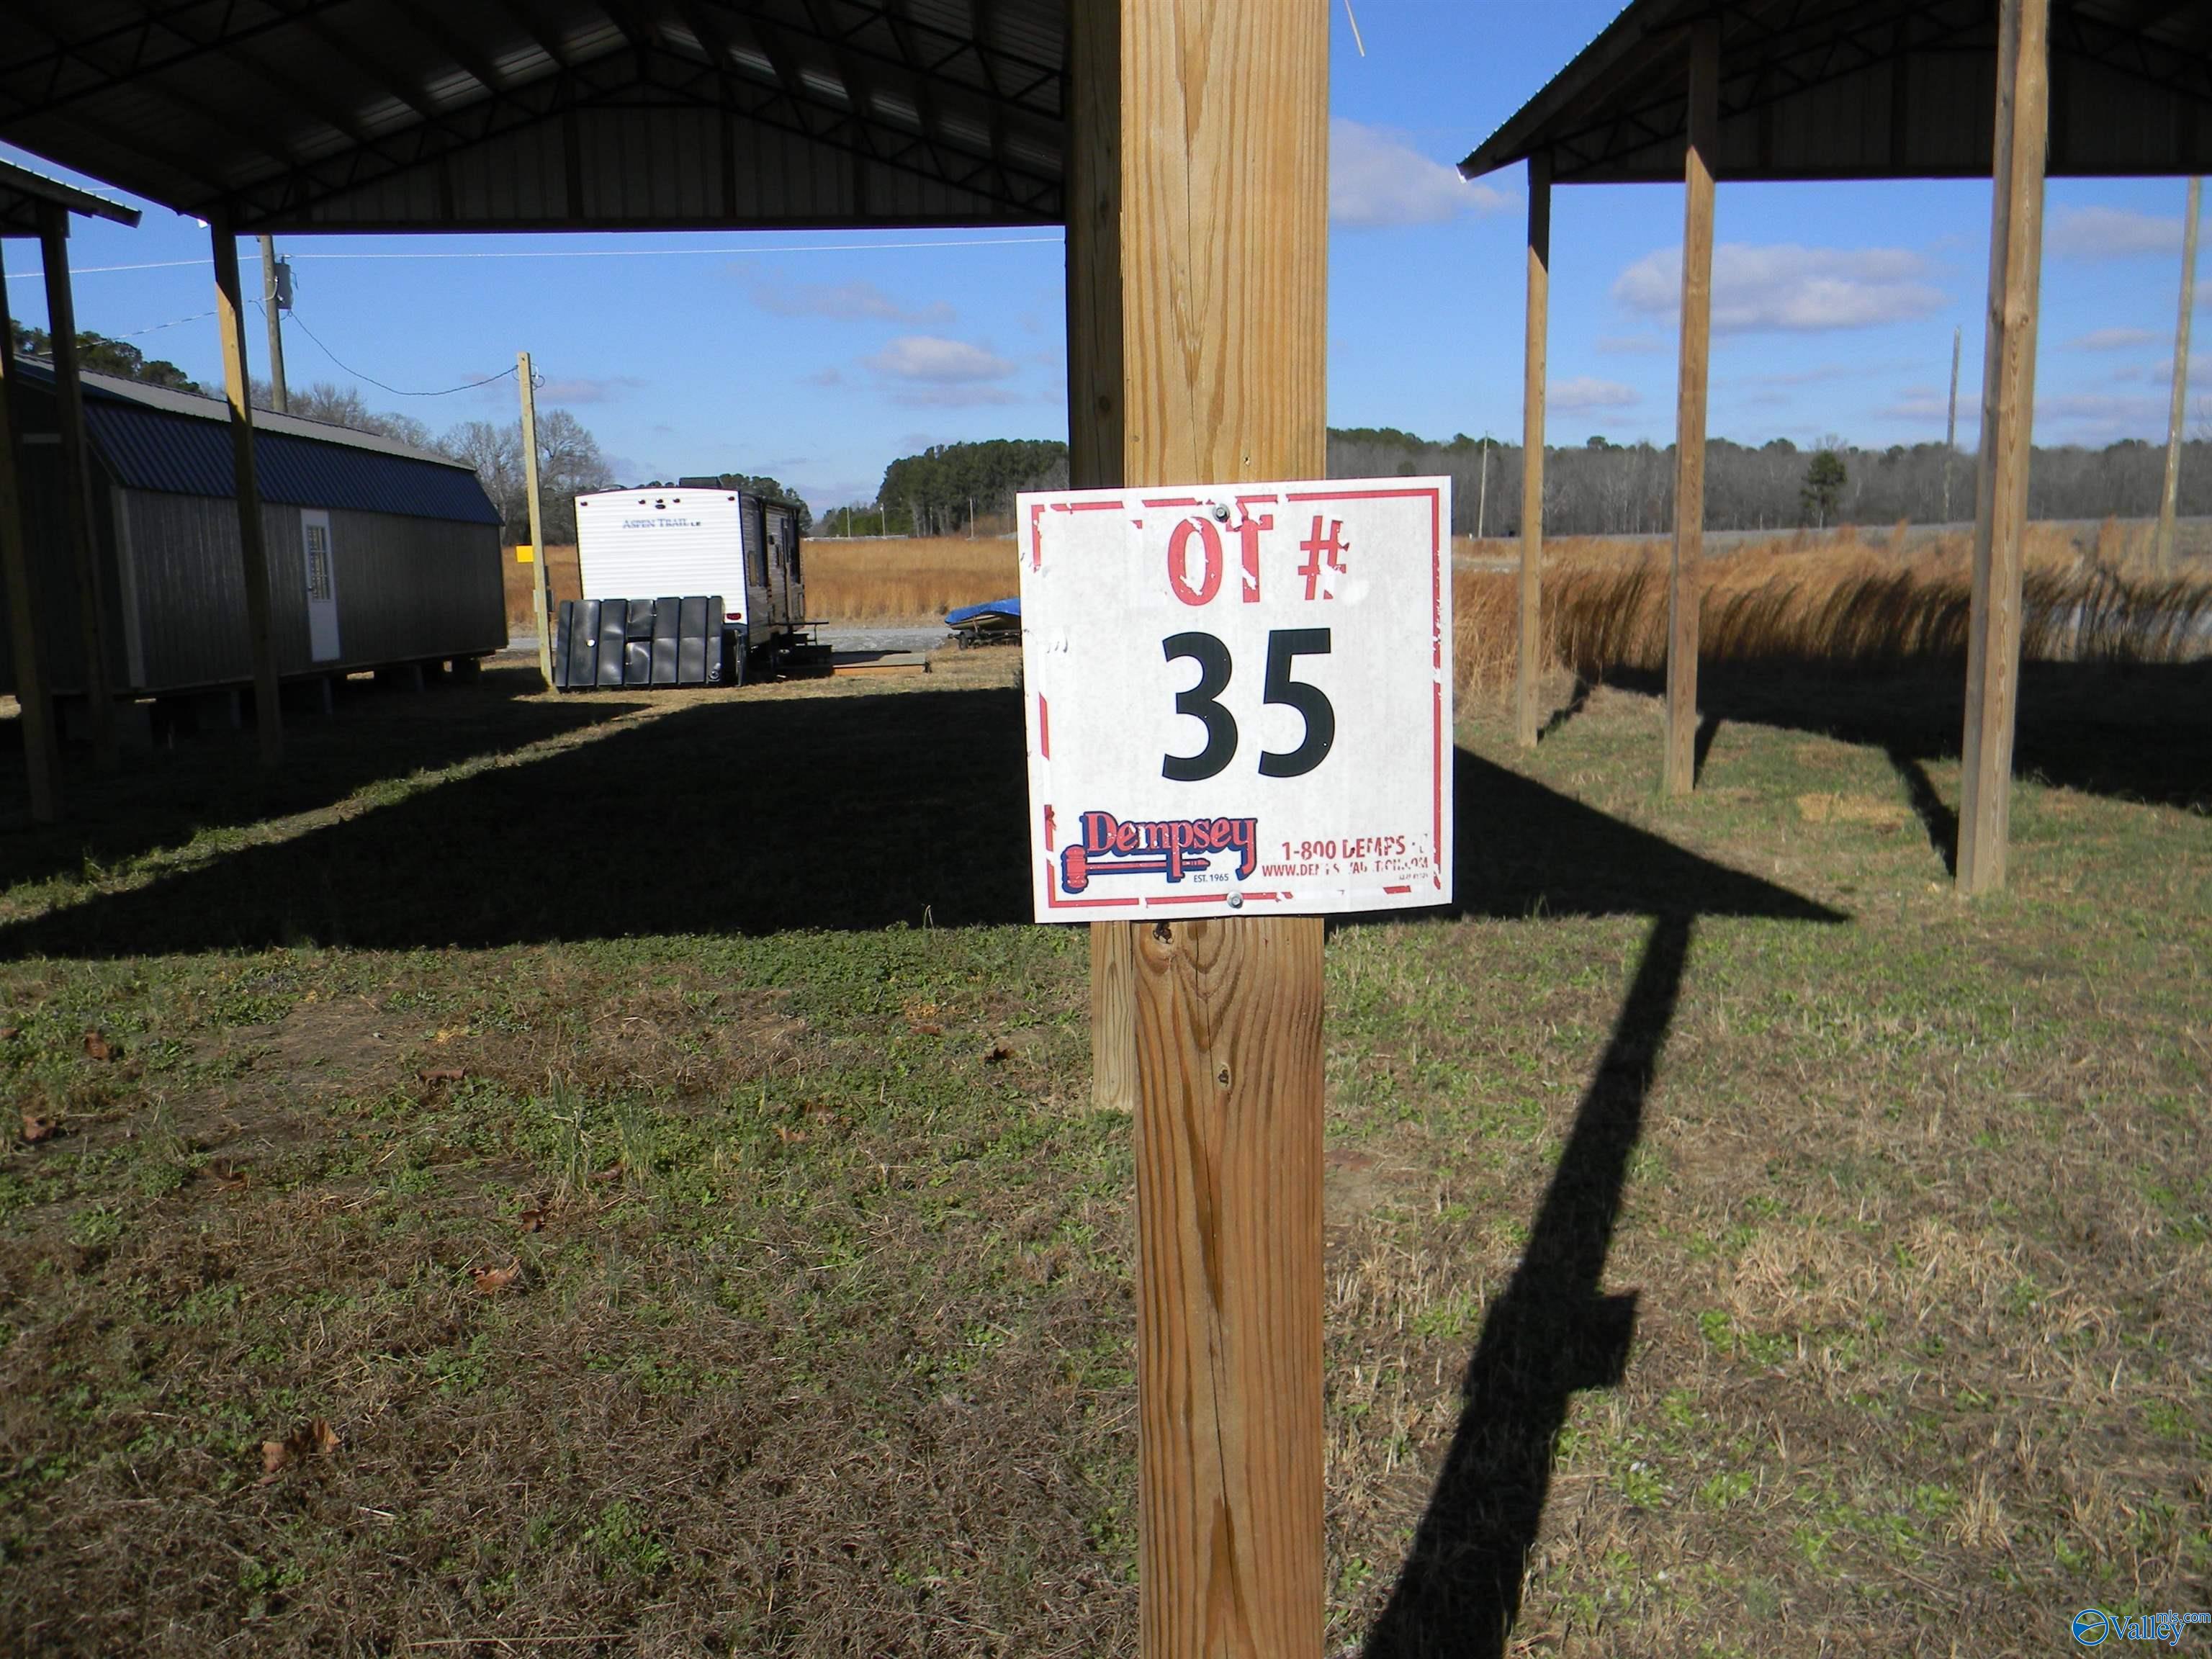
xmin=1060 ymin=809 xmax=1259 ymax=894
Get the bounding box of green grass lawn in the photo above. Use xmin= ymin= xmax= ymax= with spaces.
xmin=1 ymin=651 xmax=2206 ymax=1656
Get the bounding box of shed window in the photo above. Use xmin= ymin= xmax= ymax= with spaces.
xmin=304 ymin=521 xmax=334 ymax=603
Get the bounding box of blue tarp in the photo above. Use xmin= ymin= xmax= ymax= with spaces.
xmin=945 ymin=598 xmax=1021 ymax=625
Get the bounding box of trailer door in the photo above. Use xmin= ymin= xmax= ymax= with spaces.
xmin=300 ymin=509 xmax=341 ymax=662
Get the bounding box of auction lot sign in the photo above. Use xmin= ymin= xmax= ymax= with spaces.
xmin=1018 ymin=477 xmax=1453 ymax=920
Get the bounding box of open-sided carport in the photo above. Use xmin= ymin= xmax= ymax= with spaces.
xmin=2 ymin=3 xmax=1335 ymax=1646
xmin=1461 ymin=0 xmax=2212 ymax=894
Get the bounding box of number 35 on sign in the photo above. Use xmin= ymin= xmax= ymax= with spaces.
xmin=1018 ymin=477 xmax=1454 ymax=920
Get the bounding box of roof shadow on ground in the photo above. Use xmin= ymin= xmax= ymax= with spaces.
xmin=1 ymin=688 xmax=1838 ymax=961
xmin=0 ymin=665 xmax=625 ymax=894
xmin=1605 ymin=658 xmax=2212 ymax=816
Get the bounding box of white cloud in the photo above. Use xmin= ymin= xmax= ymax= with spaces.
xmin=1329 ymin=117 xmax=1511 ymax=228
xmin=1614 ymin=243 xmax=1946 ymax=333
xmin=536 ymin=374 xmax=645 ymax=404
xmin=1550 ymin=375 xmax=1640 ymax=411
xmin=2046 ymin=204 xmax=2181 ymax=261
xmin=2069 ymin=326 xmax=2157 ymax=351
xmin=1596 ymin=333 xmax=1664 ymax=355
xmin=750 ymin=275 xmax=953 ymax=325
xmin=862 ymin=335 xmax=1016 ymax=385
xmin=2033 ymin=390 xmax=2167 ymax=441
xmin=854 ymin=335 xmax=1024 ymax=406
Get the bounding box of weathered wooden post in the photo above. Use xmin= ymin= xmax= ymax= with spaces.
xmin=1958 ymin=0 xmax=2049 ymax=895
xmin=518 ymin=351 xmax=554 ymax=689
xmin=0 ymin=243 xmax=58 ymax=820
xmin=1665 ymin=19 xmax=1719 ymax=796
xmin=210 ymin=215 xmax=284 ymax=764
xmin=38 ymin=201 xmax=118 ymax=771
xmin=2157 ymin=176 xmax=2199 ymax=579
xmin=1516 ymin=151 xmax=1551 ymax=749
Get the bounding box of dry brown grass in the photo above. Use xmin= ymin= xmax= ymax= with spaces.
xmin=1455 ymin=521 xmax=2212 ymax=699
xmin=804 ymin=536 xmax=1020 ymax=621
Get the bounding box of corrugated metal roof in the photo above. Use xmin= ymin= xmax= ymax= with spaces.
xmin=0 ymin=1 xmax=1067 ymax=233
xmin=0 ymin=156 xmax=139 ymax=235
xmin=1462 ymin=0 xmax=2212 ymax=186
xmin=12 ymin=356 xmax=502 ymax=526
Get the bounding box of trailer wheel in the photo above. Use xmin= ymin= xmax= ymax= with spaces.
xmin=727 ymin=631 xmax=747 ymax=688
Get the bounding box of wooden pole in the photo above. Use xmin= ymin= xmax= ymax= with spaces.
xmin=1943 ymin=324 xmax=1961 ymax=524
xmin=1958 ymin=0 xmax=2049 ymax=896
xmin=1116 ymin=1 xmax=1328 ymax=1650
xmin=1665 ymin=20 xmax=1718 ymax=797
xmin=1066 ymin=0 xmax=1139 ymax=1118
xmin=0 ymin=246 xmax=60 ymax=822
xmin=39 ymin=203 xmax=118 ymax=771
xmin=258 ymin=234 xmax=288 ymax=415
xmin=2156 ymin=176 xmax=2199 ymax=579
xmin=518 ymin=351 xmax=554 ymax=688
xmin=1516 ymin=151 xmax=1551 ymax=749
xmin=210 ymin=217 xmax=283 ymax=764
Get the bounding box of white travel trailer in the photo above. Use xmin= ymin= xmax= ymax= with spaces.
xmin=572 ymin=485 xmax=807 ymax=675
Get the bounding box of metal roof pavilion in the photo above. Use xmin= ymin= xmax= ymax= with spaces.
xmin=0 ymin=1 xmax=1068 ymax=232
xmin=1461 ymin=0 xmax=2212 ymax=186
xmin=0 ymin=156 xmax=140 ymax=236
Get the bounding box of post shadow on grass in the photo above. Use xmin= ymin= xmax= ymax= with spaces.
xmin=1363 ymin=912 xmax=1694 ymax=1659
xmin=1884 ymin=745 xmax=1959 ymax=877
xmin=0 ymin=663 xmax=623 ymax=894
xmin=1693 ymin=711 xmax=1722 ymax=785
xmin=1536 ymin=676 xmax=1591 ymax=742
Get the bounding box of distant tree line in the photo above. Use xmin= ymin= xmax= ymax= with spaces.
xmin=1326 ymin=426 xmax=2212 ymax=536
xmin=9 ymin=320 xmax=198 ymax=392
xmin=862 ymin=439 xmax=1069 ymax=536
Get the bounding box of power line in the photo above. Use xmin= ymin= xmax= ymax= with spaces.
xmin=1 ymin=230 xmax=1063 ymax=282
xmin=280 ymin=305 xmax=517 ymax=398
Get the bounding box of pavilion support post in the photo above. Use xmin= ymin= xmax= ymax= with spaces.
xmin=1113 ymin=1 xmax=1328 ymax=1651
xmin=1665 ymin=20 xmax=1719 ymax=797
xmin=39 ymin=202 xmax=118 ymax=772
xmin=0 ymin=247 xmax=60 ymax=822
xmin=1516 ymin=151 xmax=1551 ymax=748
xmin=211 ymin=217 xmax=283 ymax=765
xmin=2156 ymin=176 xmax=2199 ymax=579
xmin=1065 ymin=0 xmax=1137 ymax=1118
xmin=518 ymin=352 xmax=554 ymax=689
xmin=1959 ymin=0 xmax=2050 ymax=896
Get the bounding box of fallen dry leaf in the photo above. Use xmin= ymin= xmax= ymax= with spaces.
xmin=588 ymin=1161 xmax=624 ymax=1182
xmin=775 ymin=1125 xmax=809 ymax=1144
xmin=418 ymin=1067 xmax=465 ymax=1085
xmin=470 ymin=1261 xmax=521 ymax=1294
xmin=211 ymin=1161 xmax=251 ymax=1192
xmin=260 ymin=1418 xmax=341 ymax=1480
xmin=81 ymin=1030 xmax=112 ymax=1061
xmin=515 ymin=1205 xmax=548 ymax=1233
xmin=0 ymin=1025 xmax=19 ymax=1041
xmin=981 ymin=1043 xmax=1013 ymax=1066
xmin=19 ymin=1110 xmax=58 ymax=1143
xmin=912 ymin=1022 xmax=945 ymax=1038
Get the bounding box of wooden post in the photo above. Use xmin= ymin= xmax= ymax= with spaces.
xmin=518 ymin=351 xmax=554 ymax=688
xmin=1115 ymin=3 xmax=1328 ymax=1651
xmin=1066 ymin=0 xmax=1139 ymax=1117
xmin=0 ymin=243 xmax=60 ymax=822
xmin=39 ymin=202 xmax=118 ymax=771
xmin=258 ymin=234 xmax=288 ymax=415
xmin=1943 ymin=324 xmax=1961 ymax=524
xmin=1665 ymin=20 xmax=1719 ymax=796
xmin=1516 ymin=151 xmax=1551 ymax=748
xmin=1958 ymin=0 xmax=2049 ymax=896
xmin=2157 ymin=176 xmax=2199 ymax=578
xmin=210 ymin=216 xmax=283 ymax=765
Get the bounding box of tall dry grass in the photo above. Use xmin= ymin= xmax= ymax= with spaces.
xmin=804 ymin=536 xmax=1020 ymax=621
xmin=1455 ymin=521 xmax=2212 ymax=700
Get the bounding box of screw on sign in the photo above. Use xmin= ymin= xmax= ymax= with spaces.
xmin=1018 ymin=478 xmax=1454 ymax=922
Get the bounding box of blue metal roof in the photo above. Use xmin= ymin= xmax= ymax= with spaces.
xmin=81 ymin=399 xmax=503 ymax=526
xmin=9 ymin=356 xmax=501 ymax=526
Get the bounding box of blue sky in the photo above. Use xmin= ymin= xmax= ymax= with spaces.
xmin=3 ymin=0 xmax=2205 ymax=514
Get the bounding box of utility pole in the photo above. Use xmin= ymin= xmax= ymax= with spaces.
xmin=1943 ymin=324 xmax=1961 ymax=525
xmin=1476 ymin=436 xmax=1489 ymax=539
xmin=258 ymin=234 xmax=289 ymax=415
xmin=2157 ymin=176 xmax=2200 ymax=578
xmin=518 ymin=351 xmax=553 ymax=688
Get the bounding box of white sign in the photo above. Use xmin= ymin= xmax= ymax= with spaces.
xmin=1018 ymin=477 xmax=1454 ymax=922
